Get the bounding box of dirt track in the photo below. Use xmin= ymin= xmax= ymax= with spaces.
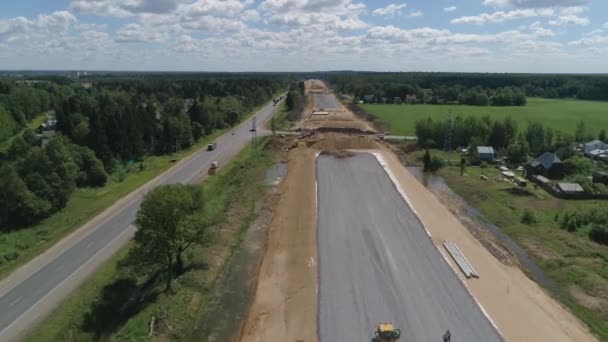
xmin=239 ymin=146 xmax=318 ymax=342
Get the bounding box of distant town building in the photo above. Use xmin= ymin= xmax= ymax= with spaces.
xmin=405 ymin=94 xmax=417 ymax=104
xmin=527 ymin=152 xmax=564 ymax=179
xmin=476 ymin=146 xmax=495 ymax=162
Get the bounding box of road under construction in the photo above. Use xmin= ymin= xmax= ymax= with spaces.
xmin=240 ymin=80 xmax=597 ymax=342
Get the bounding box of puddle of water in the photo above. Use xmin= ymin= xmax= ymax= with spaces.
xmin=407 ymin=166 xmax=558 ymax=292
xmin=263 ymin=163 xmax=287 ymax=186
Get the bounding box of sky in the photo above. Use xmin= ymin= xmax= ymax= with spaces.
xmin=0 ymin=0 xmax=607 ymax=72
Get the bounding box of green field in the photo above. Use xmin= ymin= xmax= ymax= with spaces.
xmin=362 ymin=98 xmax=608 ymax=136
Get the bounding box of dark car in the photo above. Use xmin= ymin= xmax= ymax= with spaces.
xmin=207 ymin=142 xmax=217 ymax=151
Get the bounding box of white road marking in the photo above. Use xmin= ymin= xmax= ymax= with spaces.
xmin=86 ymin=242 xmax=94 ymax=249
xmin=56 ymin=265 xmax=64 ymax=272
xmin=10 ymin=296 xmax=22 ymax=307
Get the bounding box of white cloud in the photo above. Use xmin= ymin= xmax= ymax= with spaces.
xmin=568 ymin=35 xmax=608 ymax=46
xmin=559 ymin=6 xmax=585 ymax=15
xmin=483 ymin=0 xmax=589 ymax=8
xmin=444 ymin=6 xmax=457 ymax=12
xmin=409 ymin=10 xmax=424 ymax=18
xmin=604 ymin=22 xmax=608 ymax=29
xmin=36 ymin=11 xmax=77 ymax=32
xmin=180 ymin=0 xmax=253 ymax=18
xmin=451 ymin=9 xmax=550 ymax=25
xmin=548 ymin=15 xmax=589 ymax=26
xmin=0 ymin=11 xmax=77 ymax=43
xmin=260 ymin=0 xmax=367 ymax=31
xmin=267 ymin=12 xmax=367 ymax=30
xmin=241 ymin=9 xmax=260 ymax=22
xmin=179 ymin=15 xmax=246 ymax=33
xmin=259 ymin=0 xmax=366 ymax=16
xmin=372 ymin=3 xmax=406 ymax=17
xmin=509 ymin=39 xmax=562 ymax=53
xmin=115 ymin=23 xmax=168 ymax=42
xmin=530 ymin=21 xmax=554 ymax=37
xmin=69 ymin=0 xmax=132 ymax=17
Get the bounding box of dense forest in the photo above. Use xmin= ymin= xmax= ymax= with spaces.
xmin=328 ymin=72 xmax=608 ymax=105
xmin=0 ymin=76 xmax=288 ymax=230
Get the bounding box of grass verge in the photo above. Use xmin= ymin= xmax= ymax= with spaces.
xmin=362 ymin=98 xmax=608 ymax=136
xmin=0 ymin=101 xmax=273 ymax=279
xmin=26 ymin=137 xmax=276 ymax=342
xmin=421 ymin=158 xmax=608 ymax=341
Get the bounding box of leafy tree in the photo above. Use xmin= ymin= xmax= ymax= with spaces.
xmin=70 ymin=144 xmax=108 ymax=187
xmin=525 ymin=122 xmax=545 ymax=156
xmin=0 ymin=104 xmax=17 ymax=142
xmin=502 ymin=116 xmax=518 ymax=145
xmin=599 ymin=129 xmax=607 ymax=142
xmin=575 ymin=120 xmax=587 ymax=142
xmin=8 ymin=135 xmax=30 ymax=160
xmin=506 ymin=133 xmax=530 ymax=164
xmin=132 ymin=184 xmax=206 ymax=290
xmin=191 ymin=121 xmax=204 ymax=141
xmin=0 ymin=164 xmax=51 ymax=228
xmin=285 ymin=91 xmax=295 ymax=111
xmin=487 ymin=121 xmax=507 ymax=150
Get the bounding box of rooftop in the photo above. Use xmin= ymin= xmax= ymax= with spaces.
xmin=477 ymin=146 xmax=495 ymax=154
xmin=530 ymin=152 xmax=561 ymax=169
xmin=557 ymin=183 xmax=584 ymax=193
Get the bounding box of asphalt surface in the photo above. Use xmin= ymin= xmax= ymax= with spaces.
xmin=313 ymin=93 xmax=342 ymax=110
xmin=0 ymin=98 xmax=283 ymax=340
xmin=316 ymin=153 xmax=501 ymax=342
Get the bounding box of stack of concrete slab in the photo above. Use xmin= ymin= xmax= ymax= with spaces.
xmin=444 ymin=241 xmax=479 ymax=279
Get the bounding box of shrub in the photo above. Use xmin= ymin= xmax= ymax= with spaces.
xmin=521 ymin=209 xmax=538 ymax=225
xmin=559 ymin=211 xmax=584 ymax=232
xmin=589 ymin=225 xmax=608 ymax=245
xmin=480 ymin=161 xmax=488 ymax=168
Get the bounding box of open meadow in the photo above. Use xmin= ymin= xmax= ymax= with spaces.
xmin=361 ymin=98 xmax=608 ymax=136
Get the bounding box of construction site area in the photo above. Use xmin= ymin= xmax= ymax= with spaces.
xmin=238 ymin=80 xmax=598 ymax=342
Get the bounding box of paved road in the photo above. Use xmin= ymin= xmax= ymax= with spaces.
xmin=313 ymin=93 xmax=342 ymax=110
xmin=0 ymin=97 xmax=283 ymax=341
xmin=316 ymin=153 xmax=501 ymax=342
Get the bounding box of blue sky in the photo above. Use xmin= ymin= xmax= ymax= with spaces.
xmin=0 ymin=0 xmax=607 ymax=72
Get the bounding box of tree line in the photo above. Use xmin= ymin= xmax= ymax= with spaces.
xmin=415 ymin=115 xmax=605 ymax=162
xmin=0 ymin=76 xmax=289 ymax=231
xmin=328 ymin=72 xmax=608 ymax=104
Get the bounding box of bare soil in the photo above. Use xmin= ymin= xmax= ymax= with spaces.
xmin=239 ymin=146 xmax=318 ymax=342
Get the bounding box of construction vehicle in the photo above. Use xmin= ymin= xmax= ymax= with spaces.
xmin=372 ymin=323 xmax=401 ymax=342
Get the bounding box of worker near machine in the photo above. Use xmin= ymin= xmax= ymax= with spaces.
xmin=443 ymin=329 xmax=451 ymax=342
